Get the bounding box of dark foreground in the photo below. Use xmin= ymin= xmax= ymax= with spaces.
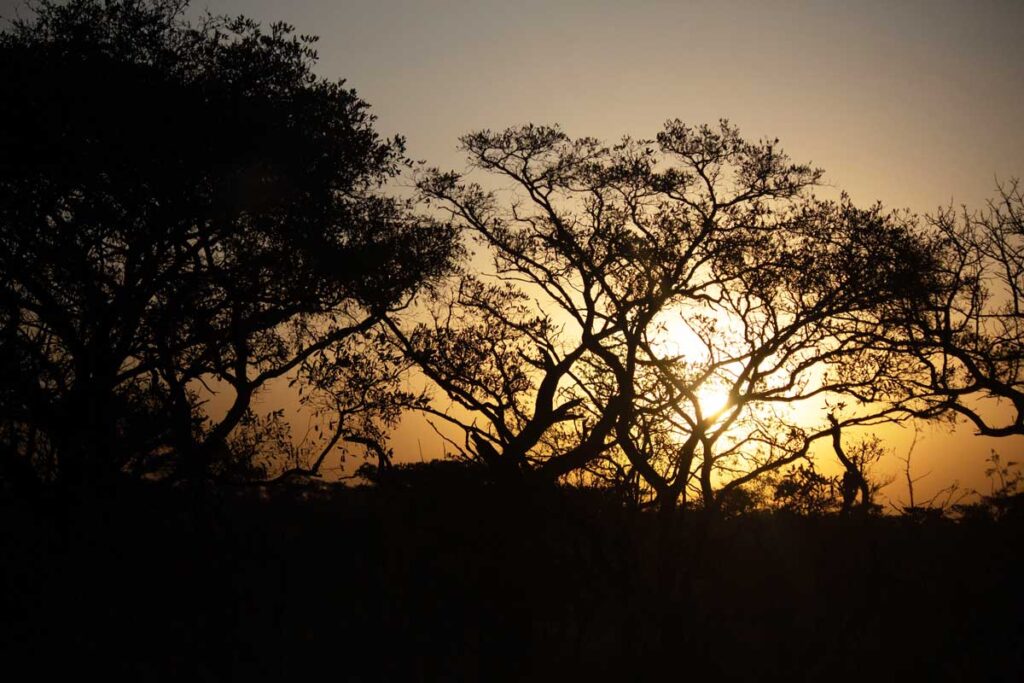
xmin=1 ymin=479 xmax=1021 ymax=681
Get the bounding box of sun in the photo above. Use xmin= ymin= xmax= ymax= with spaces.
xmin=649 ymin=309 xmax=737 ymax=419
xmin=696 ymin=384 xmax=732 ymax=418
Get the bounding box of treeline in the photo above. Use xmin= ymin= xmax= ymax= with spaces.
xmin=1 ymin=473 xmax=1021 ymax=680
xmin=2 ymin=0 xmax=1024 ymax=514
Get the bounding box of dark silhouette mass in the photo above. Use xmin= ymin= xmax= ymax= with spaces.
xmin=0 ymin=0 xmax=459 ymax=490
xmin=0 ymin=1 xmax=1021 ymax=680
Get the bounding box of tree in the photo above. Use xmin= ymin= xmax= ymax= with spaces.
xmin=876 ymin=180 xmax=1024 ymax=437
xmin=0 ymin=0 xmax=459 ymax=487
xmin=614 ymin=160 xmax=930 ymax=511
xmin=288 ymin=331 xmax=430 ymax=482
xmin=388 ymin=121 xmax=934 ymax=508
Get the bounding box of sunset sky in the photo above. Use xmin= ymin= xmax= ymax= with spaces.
xmin=180 ymin=0 xmax=1024 ymax=214
xmin=5 ymin=0 xmax=1023 ymax=500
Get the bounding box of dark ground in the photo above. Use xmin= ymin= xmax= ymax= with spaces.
xmin=1 ymin=477 xmax=1021 ymax=681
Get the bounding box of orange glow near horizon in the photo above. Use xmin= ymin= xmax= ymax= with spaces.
xmin=140 ymin=0 xmax=1024 ymax=501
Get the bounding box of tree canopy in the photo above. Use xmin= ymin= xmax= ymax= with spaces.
xmin=871 ymin=180 xmax=1024 ymax=437
xmin=385 ymin=121 xmax=936 ymax=509
xmin=0 ymin=0 xmax=459 ymax=486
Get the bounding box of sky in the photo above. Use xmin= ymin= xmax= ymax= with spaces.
xmin=169 ymin=0 xmax=1024 ymax=215
xmin=3 ymin=0 xmax=1023 ymax=500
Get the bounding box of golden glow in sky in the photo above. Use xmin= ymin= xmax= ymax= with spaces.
xmin=139 ymin=0 xmax=1024 ymax=500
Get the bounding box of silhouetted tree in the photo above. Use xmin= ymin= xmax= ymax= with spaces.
xmin=287 ymin=332 xmax=430 ymax=482
xmin=874 ymin=180 xmax=1024 ymax=437
xmin=389 ymin=121 xmax=934 ymax=507
xmin=0 ymin=0 xmax=458 ymax=488
xmin=619 ymin=159 xmax=930 ymax=511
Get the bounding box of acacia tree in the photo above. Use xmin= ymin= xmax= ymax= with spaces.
xmin=389 ymin=121 xmax=934 ymax=505
xmin=871 ymin=180 xmax=1024 ymax=437
xmin=0 ymin=0 xmax=458 ymax=487
xmin=627 ymin=188 xmax=932 ymax=511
